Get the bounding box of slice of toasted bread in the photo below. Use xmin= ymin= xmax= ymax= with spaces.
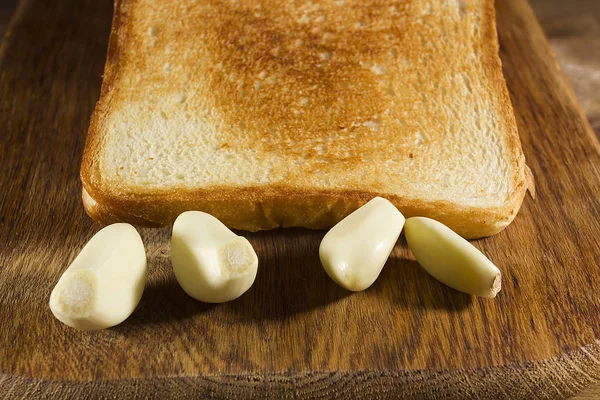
xmin=81 ymin=0 xmax=532 ymax=238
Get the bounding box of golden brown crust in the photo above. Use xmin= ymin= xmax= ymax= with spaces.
xmin=80 ymin=0 xmax=126 ymax=190
xmin=82 ymin=188 xmax=159 ymax=227
xmin=481 ymin=0 xmax=531 ymax=212
xmin=525 ymin=165 xmax=536 ymax=199
xmin=81 ymin=0 xmax=532 ymax=239
xmin=82 ymin=184 xmax=527 ymax=239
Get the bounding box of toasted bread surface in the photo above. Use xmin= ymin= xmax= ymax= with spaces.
xmin=81 ymin=0 xmax=531 ymax=238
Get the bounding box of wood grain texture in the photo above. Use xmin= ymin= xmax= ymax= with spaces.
xmin=0 ymin=0 xmax=599 ymax=398
xmin=0 ymin=0 xmax=16 ymax=38
xmin=529 ymin=0 xmax=600 ymax=138
xmin=530 ymin=2 xmax=600 ymax=397
xmin=526 ymin=1 xmax=600 ymax=397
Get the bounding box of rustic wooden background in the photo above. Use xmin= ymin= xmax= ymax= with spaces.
xmin=0 ymin=0 xmax=599 ymax=398
xmin=529 ymin=0 xmax=600 ymax=140
xmin=527 ymin=3 xmax=600 ymax=396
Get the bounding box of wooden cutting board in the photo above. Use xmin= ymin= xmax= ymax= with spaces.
xmin=1 ymin=0 xmax=599 ymax=398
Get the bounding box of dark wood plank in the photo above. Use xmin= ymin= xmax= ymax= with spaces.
xmin=0 ymin=0 xmax=18 ymax=39
xmin=527 ymin=1 xmax=600 ymax=396
xmin=1 ymin=0 xmax=599 ymax=398
xmin=529 ymin=0 xmax=600 ymax=138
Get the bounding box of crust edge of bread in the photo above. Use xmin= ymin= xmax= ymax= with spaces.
xmin=81 ymin=179 xmax=530 ymax=239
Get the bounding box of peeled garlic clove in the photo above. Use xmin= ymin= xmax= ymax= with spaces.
xmin=404 ymin=217 xmax=501 ymax=298
xmin=171 ymin=211 xmax=258 ymax=303
xmin=49 ymin=223 xmax=147 ymax=330
xmin=319 ymin=197 xmax=405 ymax=291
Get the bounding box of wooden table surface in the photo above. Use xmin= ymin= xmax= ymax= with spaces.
xmin=528 ymin=2 xmax=600 ymax=398
xmin=1 ymin=0 xmax=600 ymax=399
xmin=530 ymin=0 xmax=600 ymax=139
